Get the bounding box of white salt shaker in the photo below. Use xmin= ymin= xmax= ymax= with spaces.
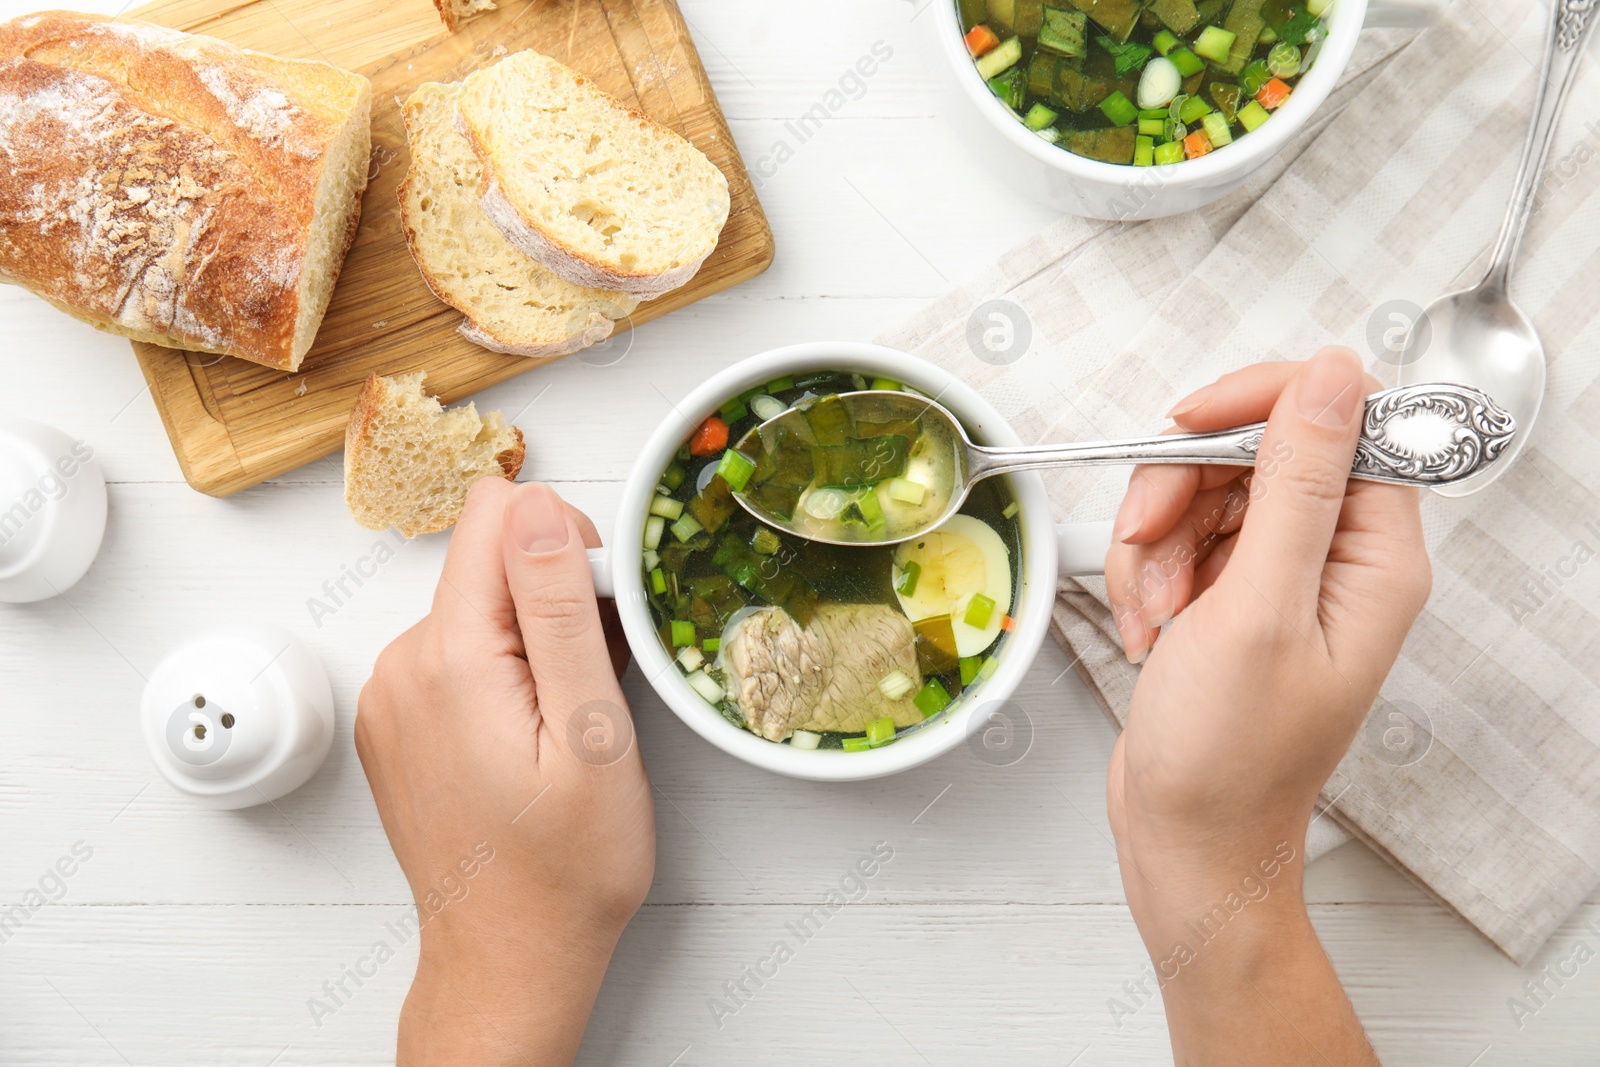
xmin=141 ymin=623 xmax=335 ymax=809
xmin=0 ymin=416 xmax=107 ymax=603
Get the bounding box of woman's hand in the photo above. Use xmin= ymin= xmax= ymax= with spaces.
xmin=356 ymin=480 xmax=654 ymax=1067
xmin=1104 ymin=348 xmax=1431 ymax=1066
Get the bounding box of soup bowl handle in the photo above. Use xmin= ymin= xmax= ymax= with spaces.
xmin=588 ymin=547 xmax=614 ymax=600
xmin=1057 ymin=521 xmax=1115 ymax=578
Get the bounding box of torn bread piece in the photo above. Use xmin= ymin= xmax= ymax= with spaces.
xmin=344 ymin=372 xmax=524 ymax=537
xmin=432 ymin=0 xmax=496 ymax=31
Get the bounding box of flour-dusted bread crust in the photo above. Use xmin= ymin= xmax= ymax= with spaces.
xmin=0 ymin=11 xmax=371 ymax=371
xmin=344 ymin=372 xmax=524 ymax=537
xmin=397 ymin=81 xmax=637 ymax=358
xmin=455 ymin=50 xmax=730 ymax=299
xmin=431 ymin=0 xmax=496 ymax=31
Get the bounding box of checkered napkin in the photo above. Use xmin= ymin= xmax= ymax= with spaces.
xmin=879 ymin=0 xmax=1600 ymax=963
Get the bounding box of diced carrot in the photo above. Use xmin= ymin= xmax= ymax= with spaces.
xmin=964 ymin=24 xmax=1001 ymax=57
xmin=1256 ymin=77 xmax=1291 ymax=110
xmin=688 ymin=416 xmax=730 ymax=457
xmin=1183 ymin=130 xmax=1213 ymax=159
xmin=1000 ymin=614 xmax=1017 ymax=633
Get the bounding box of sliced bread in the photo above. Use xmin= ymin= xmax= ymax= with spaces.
xmin=455 ymin=50 xmax=731 ymax=299
xmin=432 ymin=0 xmax=496 ymax=31
xmin=398 ymin=81 xmax=638 ymax=357
xmin=344 ymin=372 xmax=524 ymax=537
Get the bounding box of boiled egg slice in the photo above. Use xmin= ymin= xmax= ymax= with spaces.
xmin=891 ymin=513 xmax=1012 ymax=658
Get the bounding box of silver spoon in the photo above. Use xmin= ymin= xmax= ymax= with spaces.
xmin=732 ymin=384 xmax=1515 ymax=546
xmin=1395 ymin=0 xmax=1600 ymax=496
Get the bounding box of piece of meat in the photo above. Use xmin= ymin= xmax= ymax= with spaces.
xmin=720 ymin=604 xmax=924 ymax=741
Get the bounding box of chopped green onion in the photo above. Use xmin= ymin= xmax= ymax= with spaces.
xmin=703 ymin=638 xmax=721 ymax=654
xmin=790 ymin=730 xmax=821 ymax=751
xmin=684 ymin=669 xmax=724 ymax=703
xmin=1138 ymin=116 xmax=1166 ymax=136
xmin=865 ymin=717 xmax=897 ymax=746
xmin=643 ymin=515 xmax=665 ymax=550
xmin=878 ymin=669 xmax=916 ymax=701
xmin=896 ymin=560 xmax=921 ymax=597
xmin=842 ymin=735 xmax=873 ymax=752
xmin=1023 ymin=102 xmax=1059 ymax=131
xmin=1154 ymin=140 xmax=1185 ymax=165
xmin=765 ymin=375 xmax=795 ymax=394
xmin=1240 ymin=58 xmax=1271 ymax=95
xmin=978 ymin=655 xmax=1000 ymax=682
xmin=964 ymin=593 xmax=996 ymax=629
xmin=1098 ymin=89 xmax=1138 ymax=126
xmin=913 ymin=679 xmax=953 ymax=718
xmin=642 ymin=548 xmax=660 ymax=572
xmin=1193 ymin=25 xmax=1237 ymax=64
xmin=1001 ymin=501 xmax=1020 ymax=519
xmin=650 ymin=567 xmax=668 ymax=595
xmin=719 ymin=395 xmax=748 ymax=423
xmin=887 ymin=477 xmax=926 ymax=505
xmin=661 ymin=463 xmax=686 ymax=491
xmin=869 ymin=377 xmax=903 ymax=391
xmin=1178 ymin=94 xmax=1211 ymax=124
xmin=1134 ymin=135 xmax=1154 ymax=166
xmin=677 ymin=646 xmax=705 ymax=672
xmin=1152 ymin=29 xmax=1179 ymax=54
xmin=1036 ymin=126 xmax=1062 ymax=144
xmin=670 ymin=620 xmax=696 ymax=647
xmin=751 ymin=527 xmax=782 ymax=555
xmin=853 ymin=489 xmax=886 ymax=529
xmin=959 ymin=656 xmax=983 ymax=686
xmin=749 ymin=394 xmax=787 ymax=422
xmin=1169 ymin=47 xmax=1205 ymax=76
xmin=1266 ymin=41 xmax=1301 ymax=77
xmin=975 ymin=35 xmax=1023 ymax=79
xmin=1237 ymin=100 xmax=1271 ymax=132
xmin=1307 ymin=0 xmax=1333 ymax=16
xmin=670 ymin=513 xmax=703 ymax=542
xmin=649 ymin=494 xmax=684 ymax=520
xmin=715 ymin=449 xmax=757 ymax=492
xmin=1202 ymin=111 xmax=1233 ymax=146
xmin=1138 ymin=107 xmax=1168 ymax=119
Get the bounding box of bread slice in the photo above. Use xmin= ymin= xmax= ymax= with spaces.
xmin=398 ymin=81 xmax=637 ymax=357
xmin=432 ymin=0 xmax=496 ymax=31
xmin=455 ymin=50 xmax=730 ymax=299
xmin=0 ymin=12 xmax=370 ymax=371
xmin=344 ymin=373 xmax=524 ymax=537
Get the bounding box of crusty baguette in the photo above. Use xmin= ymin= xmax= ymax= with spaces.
xmin=455 ymin=50 xmax=730 ymax=299
xmin=432 ymin=0 xmax=496 ymax=31
xmin=344 ymin=372 xmax=524 ymax=537
xmin=0 ymin=12 xmax=371 ymax=371
xmin=397 ymin=81 xmax=637 ymax=357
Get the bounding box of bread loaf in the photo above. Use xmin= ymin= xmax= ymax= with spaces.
xmin=0 ymin=12 xmax=371 ymax=371
xmin=398 ymin=81 xmax=637 ymax=357
xmin=344 ymin=372 xmax=524 ymax=537
xmin=455 ymin=50 xmax=730 ymax=299
xmin=432 ymin=0 xmax=497 ymax=31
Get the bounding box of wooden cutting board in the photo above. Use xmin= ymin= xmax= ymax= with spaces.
xmin=126 ymin=0 xmax=774 ymax=496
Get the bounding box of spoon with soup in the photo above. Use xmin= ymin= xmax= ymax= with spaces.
xmin=728 ymin=383 xmax=1517 ymax=547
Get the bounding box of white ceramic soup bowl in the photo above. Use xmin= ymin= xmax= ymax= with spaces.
xmin=587 ymin=342 xmax=1112 ymax=782
xmin=927 ymin=0 xmax=1436 ymax=218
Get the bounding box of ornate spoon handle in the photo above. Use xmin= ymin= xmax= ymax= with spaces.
xmin=967 ymin=383 xmax=1517 ymax=488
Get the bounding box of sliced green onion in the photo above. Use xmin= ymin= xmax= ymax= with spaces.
xmin=913 ymin=679 xmax=952 ymax=718
xmin=670 ymin=513 xmax=703 ymax=542
xmin=1001 ymin=501 xmax=1020 ymax=519
xmin=751 ymin=527 xmax=782 ymax=555
xmin=1023 ymin=102 xmax=1059 ymax=131
xmin=964 ymin=593 xmax=996 ymax=629
xmin=869 ymin=377 xmax=903 ymax=392
xmin=643 ymin=515 xmax=665 ymax=550
xmin=642 ymin=548 xmax=660 ymax=572
xmin=1266 ymin=40 xmax=1301 ymax=77
xmin=1240 ymin=58 xmax=1271 ymax=95
xmin=649 ymin=494 xmax=684 ymax=520
xmin=1134 ymin=135 xmax=1154 ymax=166
xmin=1169 ymin=47 xmax=1205 ymax=76
xmin=790 ymin=730 xmax=821 ymax=751
xmin=703 ymin=638 xmax=721 ymax=654
xmin=1193 ymin=25 xmax=1236 ymax=64
xmin=975 ymin=35 xmax=1023 ymax=79
xmin=878 ymin=669 xmax=916 ymax=701
xmin=854 ymin=489 xmax=886 ymax=529
xmin=1098 ymin=89 xmax=1138 ymax=126
xmin=1237 ymin=100 xmax=1271 ymax=132
xmin=749 ymin=394 xmax=787 ymax=422
xmin=684 ymin=669 xmax=724 ymax=703
xmin=1307 ymin=0 xmax=1333 ymax=15
xmin=865 ymin=717 xmax=897 ymax=746
xmin=959 ymin=656 xmax=983 ymax=686
xmin=1154 ymin=140 xmax=1185 ymax=164
xmin=670 ymin=620 xmax=696 ymax=647
xmin=1152 ymin=29 xmax=1179 ymax=54
xmin=887 ymin=477 xmax=926 ymax=505
xmin=1138 ymin=116 xmax=1166 ymax=137
xmin=719 ymin=395 xmax=748 ymax=423
xmin=661 ymin=464 xmax=686 ymax=491
xmin=1036 ymin=126 xmax=1062 ymax=144
xmin=650 ymin=567 xmax=668 ymax=595
xmin=677 ymin=646 xmax=705 ymax=672
xmin=716 ymin=449 xmax=757 ymax=492
xmin=978 ymin=655 xmax=1000 ymax=682
xmin=765 ymin=375 xmax=795 ymax=394
xmin=896 ymin=560 xmax=921 ymax=597
xmin=1202 ymin=111 xmax=1233 ymax=146
xmin=842 ymin=735 xmax=873 ymax=752
xmin=1178 ymin=94 xmax=1211 ymax=124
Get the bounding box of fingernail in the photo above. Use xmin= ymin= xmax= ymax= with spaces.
xmin=1113 ymin=480 xmax=1147 ymax=543
xmin=1139 ymin=559 xmax=1172 ymax=629
xmin=510 ymin=484 xmax=569 ymax=554
xmin=1298 ymin=354 xmax=1361 ymax=427
xmin=1167 ymin=385 xmax=1212 ymax=420
xmin=1114 ymin=604 xmax=1148 ymax=665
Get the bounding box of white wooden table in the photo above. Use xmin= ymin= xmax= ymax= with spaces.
xmin=3 ymin=1 xmax=1597 ymax=1063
